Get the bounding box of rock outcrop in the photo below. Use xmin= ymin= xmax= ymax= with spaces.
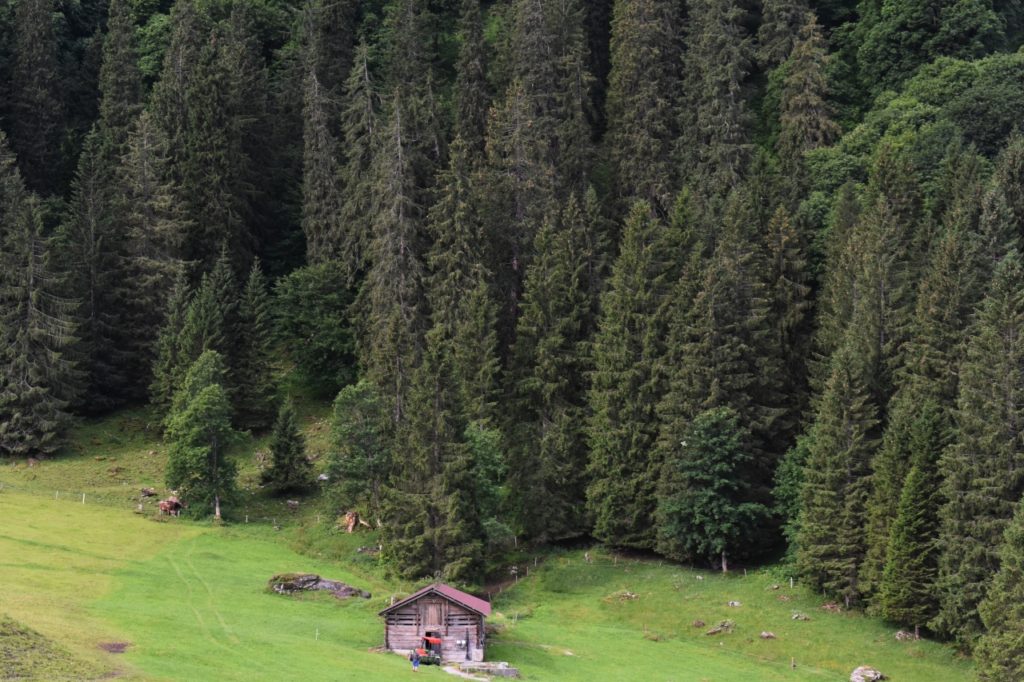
xmin=268 ymin=573 xmax=371 ymax=599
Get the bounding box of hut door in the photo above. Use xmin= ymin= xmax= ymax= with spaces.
xmin=423 ymin=601 xmax=442 ymax=628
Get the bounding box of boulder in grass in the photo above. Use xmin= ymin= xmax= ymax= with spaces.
xmin=850 ymin=666 xmax=886 ymax=682
xmin=268 ymin=573 xmax=371 ymax=599
xmin=760 ymin=631 xmax=776 ymax=640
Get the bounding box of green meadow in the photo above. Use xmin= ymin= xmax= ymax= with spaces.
xmin=0 ymin=410 xmax=975 ymax=681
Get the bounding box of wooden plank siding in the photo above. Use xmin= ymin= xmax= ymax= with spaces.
xmin=382 ymin=590 xmax=487 ymax=662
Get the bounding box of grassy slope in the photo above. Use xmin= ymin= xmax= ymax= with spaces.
xmin=0 ymin=408 xmax=975 ymax=681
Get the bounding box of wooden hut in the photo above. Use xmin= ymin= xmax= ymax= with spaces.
xmin=379 ymin=583 xmax=491 ymax=662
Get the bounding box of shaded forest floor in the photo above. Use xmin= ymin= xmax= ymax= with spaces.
xmin=0 ymin=407 xmax=974 ymax=681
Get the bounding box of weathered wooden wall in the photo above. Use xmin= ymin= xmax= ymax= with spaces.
xmin=383 ymin=596 xmax=485 ymax=662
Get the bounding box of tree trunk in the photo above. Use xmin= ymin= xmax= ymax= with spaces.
xmin=721 ymin=550 xmax=728 ymax=573
xmin=214 ymin=494 xmax=221 ymax=520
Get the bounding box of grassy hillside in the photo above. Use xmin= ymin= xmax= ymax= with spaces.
xmin=0 ymin=409 xmax=975 ymax=681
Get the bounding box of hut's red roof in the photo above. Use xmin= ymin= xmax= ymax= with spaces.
xmin=379 ymin=583 xmax=492 ymax=617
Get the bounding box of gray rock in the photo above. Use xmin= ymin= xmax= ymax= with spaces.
xmin=850 ymin=666 xmax=886 ymax=682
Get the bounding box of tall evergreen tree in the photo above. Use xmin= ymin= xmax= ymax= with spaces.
xmin=328 ymin=380 xmax=393 ymax=519
xmin=796 ymin=342 xmax=879 ymax=606
xmin=337 ymin=41 xmax=381 ymax=281
xmin=453 ymin=0 xmax=490 ymax=154
xmin=933 ymin=253 xmax=1024 ymax=647
xmin=686 ymin=0 xmax=753 ymax=198
xmin=604 ymin=0 xmax=684 ymax=211
xmin=97 ymin=0 xmax=143 ymax=161
xmin=150 ymin=270 xmax=191 ymax=409
xmin=776 ymin=14 xmax=840 ymax=203
xmin=0 ymin=132 xmax=77 ymax=458
xmin=357 ymin=95 xmax=428 ymax=426
xmin=10 ymin=0 xmax=63 ymax=194
xmin=234 ymin=259 xmax=277 ymax=431
xmin=877 ymin=402 xmax=946 ymax=631
xmin=587 ymin=201 xmax=680 ymax=549
xmin=757 ymin=0 xmax=811 ymax=66
xmin=301 ymin=71 xmax=342 ymax=264
xmin=975 ymin=495 xmax=1024 ymax=679
xmin=508 ymin=201 xmax=592 ymax=541
xmin=861 ymin=201 xmax=984 ymax=597
xmin=57 ymin=130 xmax=130 ymax=411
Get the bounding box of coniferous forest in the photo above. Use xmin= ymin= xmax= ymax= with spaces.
xmin=3 ymin=0 xmax=1024 ymax=670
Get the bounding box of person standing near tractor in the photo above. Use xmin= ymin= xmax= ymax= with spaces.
xmin=410 ymin=649 xmax=420 ymax=672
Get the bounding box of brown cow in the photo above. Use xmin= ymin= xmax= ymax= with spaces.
xmin=158 ymin=496 xmax=183 ymax=517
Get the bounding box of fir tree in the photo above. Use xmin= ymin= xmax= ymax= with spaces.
xmin=0 ymin=132 xmax=78 ymax=458
xmin=150 ymin=270 xmax=191 ymax=409
xmin=762 ymin=205 xmax=812 ymax=452
xmin=975 ymin=496 xmax=1024 ymax=679
xmin=587 ymin=201 xmax=680 ymax=549
xmin=454 ymin=0 xmax=490 ymax=154
xmin=164 ymin=350 xmax=238 ymax=519
xmin=301 ymin=71 xmax=342 ymax=264
xmin=656 ymin=407 xmax=768 ymax=571
xmin=757 ymin=0 xmax=811 ymax=66
xmin=337 ymin=41 xmax=381 ymax=281
xmin=776 ymin=14 xmax=840 ymax=202
xmin=97 ymin=0 xmax=143 ymax=161
xmin=119 ymin=111 xmax=188 ymax=390
xmin=176 ymin=250 xmax=237 ymax=385
xmin=877 ymin=402 xmax=946 ymax=631
xmin=357 ymin=94 xmax=427 ymax=426
xmin=508 ymin=202 xmax=592 ymax=541
xmin=686 ymin=0 xmax=753 ymax=198
xmin=604 ymin=0 xmax=684 ymax=211
xmin=305 ymin=0 xmax=358 ymax=109
xmin=796 ymin=342 xmax=879 ymax=606
xmin=234 ymin=259 xmax=277 ymax=431
xmin=933 ymin=253 xmax=1024 ymax=647
xmin=861 ymin=209 xmax=984 ymax=597
xmin=57 ymin=130 xmax=130 ymax=411
xmin=10 ymin=0 xmax=63 ymax=194
xmin=261 ymin=398 xmax=311 ymax=492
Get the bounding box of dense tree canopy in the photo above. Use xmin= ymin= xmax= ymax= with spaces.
xmin=2 ymin=1 xmax=1024 ymax=645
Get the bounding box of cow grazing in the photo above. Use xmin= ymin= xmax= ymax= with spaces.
xmin=158 ymin=496 xmax=183 ymax=516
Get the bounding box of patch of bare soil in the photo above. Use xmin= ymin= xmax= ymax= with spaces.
xmin=98 ymin=642 xmax=131 ymax=654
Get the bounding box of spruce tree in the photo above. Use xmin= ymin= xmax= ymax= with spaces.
xmin=97 ymin=0 xmax=143 ymax=161
xmin=933 ymin=253 xmax=1024 ymax=647
xmin=757 ymin=0 xmax=811 ymax=67
xmin=776 ymin=14 xmax=840 ymax=202
xmin=454 ymin=0 xmax=490 ymax=154
xmin=657 ymin=193 xmax=783 ymax=513
xmin=796 ymin=342 xmax=879 ymax=606
xmin=975 ymin=496 xmax=1024 ymax=679
xmin=656 ymin=407 xmax=768 ymax=571
xmin=175 ymin=250 xmax=237 ymax=386
xmin=762 ymin=205 xmax=812 ymax=452
xmin=604 ymin=0 xmax=684 ymax=211
xmin=877 ymin=402 xmax=945 ymax=631
xmin=508 ymin=202 xmax=592 ymax=541
xmin=305 ymin=0 xmax=358 ymax=109
xmin=861 ymin=210 xmax=984 ymax=597
xmin=587 ymin=201 xmax=680 ymax=549
xmin=164 ymin=350 xmax=238 ymax=519
xmin=337 ymin=41 xmax=381 ymax=282
xmin=0 ymin=132 xmax=78 ymax=458
xmin=57 ymin=130 xmax=130 ymax=411
xmin=302 ymin=71 xmax=342 ymax=264
xmin=261 ymin=399 xmax=311 ymax=492
xmin=686 ymin=0 xmax=753 ymax=198
xmin=357 ymin=94 xmax=428 ymax=426
xmin=234 ymin=259 xmax=277 ymax=431
xmin=151 ymin=270 xmax=191 ymax=409
xmin=10 ymin=0 xmax=63 ymax=194
xmin=119 ymin=111 xmax=189 ymax=389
